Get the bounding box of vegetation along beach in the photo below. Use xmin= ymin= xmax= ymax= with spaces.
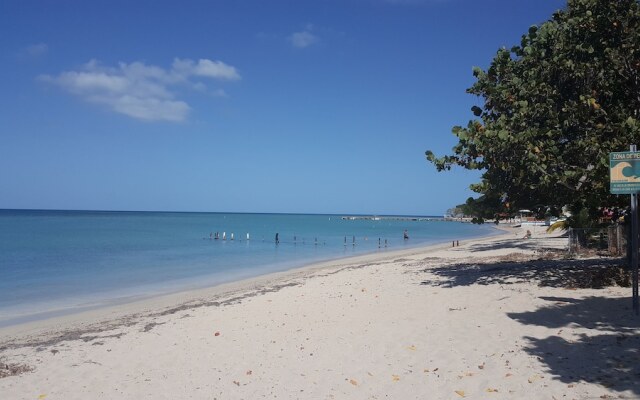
xmin=2 ymin=0 xmax=640 ymax=399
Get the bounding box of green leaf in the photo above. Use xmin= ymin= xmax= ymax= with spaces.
xmin=427 ymin=0 xmax=640 ymax=218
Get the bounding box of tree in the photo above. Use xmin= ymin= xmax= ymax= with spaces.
xmin=426 ymin=0 xmax=640 ymax=220
xmin=445 ymin=206 xmax=465 ymax=218
xmin=459 ymin=194 xmax=508 ymax=223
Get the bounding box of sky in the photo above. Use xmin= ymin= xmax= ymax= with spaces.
xmin=0 ymin=0 xmax=567 ymax=216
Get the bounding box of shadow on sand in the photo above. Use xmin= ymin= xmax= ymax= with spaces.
xmin=510 ymin=296 xmax=640 ymax=395
xmin=464 ymin=236 xmax=565 ymax=253
xmin=420 ymin=257 xmax=627 ymax=289
xmin=420 ymin=257 xmax=639 ymax=395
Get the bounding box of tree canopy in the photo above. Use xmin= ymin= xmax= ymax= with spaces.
xmin=427 ymin=0 xmax=640 ymax=219
xmin=449 ymin=195 xmax=506 ymax=223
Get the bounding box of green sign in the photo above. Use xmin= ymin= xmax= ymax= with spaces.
xmin=610 ymin=151 xmax=640 ymax=194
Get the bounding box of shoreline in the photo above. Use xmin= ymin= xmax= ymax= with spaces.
xmin=0 ymin=227 xmax=509 ymax=338
xmin=0 ymin=226 xmax=505 ymax=333
xmin=4 ymin=224 xmax=635 ymax=399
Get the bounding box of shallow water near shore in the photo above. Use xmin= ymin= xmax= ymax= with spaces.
xmin=0 ymin=210 xmax=498 ymax=325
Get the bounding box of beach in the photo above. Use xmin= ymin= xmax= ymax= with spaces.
xmin=1 ymin=226 xmax=638 ymax=399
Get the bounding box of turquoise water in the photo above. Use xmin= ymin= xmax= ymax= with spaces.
xmin=0 ymin=210 xmax=498 ymax=325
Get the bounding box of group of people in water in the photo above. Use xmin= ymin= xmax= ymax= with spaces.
xmin=209 ymin=232 xmax=250 ymax=241
xmin=208 ymin=230 xmax=410 ymax=245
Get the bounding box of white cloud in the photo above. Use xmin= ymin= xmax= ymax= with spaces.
xmin=289 ymin=31 xmax=319 ymax=48
xmin=39 ymin=58 xmax=240 ymax=122
xmin=172 ymin=58 xmax=241 ymax=81
xmin=194 ymin=59 xmax=241 ymax=80
xmin=98 ymin=95 xmax=190 ymax=122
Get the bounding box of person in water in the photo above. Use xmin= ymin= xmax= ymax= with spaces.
xmin=403 ymin=229 xmax=409 ymax=240
xmin=275 ymin=232 xmax=280 ymax=244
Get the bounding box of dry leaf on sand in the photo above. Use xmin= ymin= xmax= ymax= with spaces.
xmin=528 ymin=375 xmax=542 ymax=383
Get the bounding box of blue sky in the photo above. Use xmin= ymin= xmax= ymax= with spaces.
xmin=1 ymin=0 xmax=566 ymax=215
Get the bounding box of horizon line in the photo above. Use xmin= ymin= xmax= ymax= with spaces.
xmin=0 ymin=208 xmax=445 ymax=219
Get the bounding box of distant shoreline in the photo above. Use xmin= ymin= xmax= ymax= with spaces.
xmin=0 ymin=208 xmax=446 ymax=218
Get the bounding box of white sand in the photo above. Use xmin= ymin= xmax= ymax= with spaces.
xmin=1 ymin=226 xmax=638 ymax=399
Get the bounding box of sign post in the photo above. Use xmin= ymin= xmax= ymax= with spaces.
xmin=632 ymin=187 xmax=638 ymax=315
xmin=610 ymin=145 xmax=640 ymax=315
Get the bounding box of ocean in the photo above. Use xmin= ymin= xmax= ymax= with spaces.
xmin=0 ymin=210 xmax=499 ymax=326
